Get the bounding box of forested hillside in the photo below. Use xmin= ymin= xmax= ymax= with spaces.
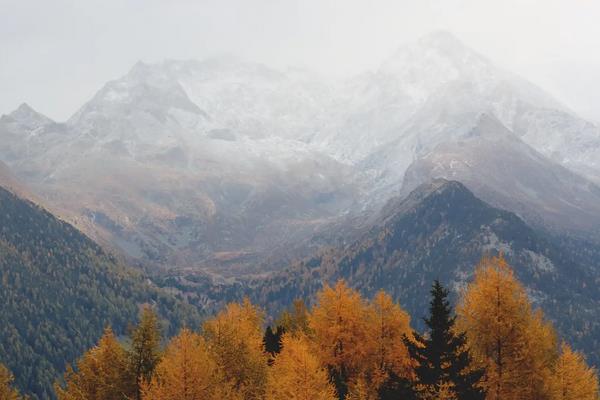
xmin=229 ymin=180 xmax=600 ymax=365
xmin=0 ymin=186 xmax=200 ymax=399
xmin=4 ymin=256 xmax=592 ymax=400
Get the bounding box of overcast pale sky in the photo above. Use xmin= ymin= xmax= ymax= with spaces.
xmin=1 ymin=0 xmax=599 ymax=122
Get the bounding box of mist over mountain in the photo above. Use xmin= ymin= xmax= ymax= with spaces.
xmin=2 ymin=31 xmax=600 ymax=276
xmin=2 ymin=26 xmax=600 ymax=400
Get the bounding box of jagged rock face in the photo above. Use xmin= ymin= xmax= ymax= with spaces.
xmin=1 ymin=31 xmax=600 ymax=272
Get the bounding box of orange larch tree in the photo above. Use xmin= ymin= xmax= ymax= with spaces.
xmin=309 ymin=280 xmax=370 ymax=398
xmin=141 ymin=328 xmax=239 ymax=400
xmin=55 ymin=327 xmax=133 ymax=400
xmin=456 ymin=255 xmax=557 ymax=400
xmin=365 ymin=290 xmax=413 ymax=391
xmin=548 ymin=343 xmax=599 ymax=400
xmin=203 ymin=298 xmax=268 ymax=400
xmin=266 ymin=333 xmax=337 ymax=400
xmin=276 ymin=299 xmax=311 ymax=336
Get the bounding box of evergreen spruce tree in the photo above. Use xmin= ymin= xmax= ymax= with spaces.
xmin=404 ymin=280 xmax=485 ymax=400
xmin=378 ymin=369 xmax=417 ymax=400
xmin=128 ymin=307 xmax=162 ymax=400
xmin=263 ymin=326 xmax=285 ymax=355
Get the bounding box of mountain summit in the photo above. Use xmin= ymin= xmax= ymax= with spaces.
xmin=2 ymin=103 xmax=53 ymax=130
xmin=1 ymin=31 xmax=600 ymax=271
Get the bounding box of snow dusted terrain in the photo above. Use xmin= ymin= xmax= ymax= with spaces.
xmin=2 ymin=31 xmax=600 ymax=272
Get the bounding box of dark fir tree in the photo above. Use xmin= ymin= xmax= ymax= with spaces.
xmin=378 ymin=369 xmax=417 ymax=400
xmin=128 ymin=307 xmax=162 ymax=400
xmin=263 ymin=325 xmax=285 ymax=368
xmin=404 ymin=280 xmax=486 ymax=400
xmin=263 ymin=325 xmax=285 ymax=355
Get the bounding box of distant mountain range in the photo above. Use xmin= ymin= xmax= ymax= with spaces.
xmin=2 ymin=31 xmax=600 ymax=274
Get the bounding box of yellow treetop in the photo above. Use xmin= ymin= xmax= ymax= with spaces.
xmin=457 ymin=255 xmax=557 ymax=400
xmin=365 ymin=290 xmax=414 ymax=389
xmin=548 ymin=343 xmax=599 ymax=400
xmin=55 ymin=326 xmax=133 ymax=400
xmin=203 ymin=298 xmax=268 ymax=400
xmin=266 ymin=333 xmax=337 ymax=400
xmin=309 ymin=280 xmax=370 ymax=382
xmin=141 ymin=328 xmax=239 ymax=400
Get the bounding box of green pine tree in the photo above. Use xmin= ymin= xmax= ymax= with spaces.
xmin=128 ymin=307 xmax=162 ymax=400
xmin=263 ymin=325 xmax=285 ymax=367
xmin=404 ymin=280 xmax=486 ymax=400
xmin=378 ymin=369 xmax=417 ymax=400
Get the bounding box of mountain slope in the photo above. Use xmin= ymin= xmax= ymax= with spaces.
xmin=320 ymin=31 xmax=600 ymax=182
xmin=2 ymin=32 xmax=600 ymax=274
xmin=0 ymin=76 xmax=357 ymax=274
xmin=0 ymin=186 xmax=200 ymax=399
xmin=241 ymin=180 xmax=600 ymax=364
xmin=399 ymin=114 xmax=600 ymax=235
xmin=0 ymin=160 xmax=36 ymax=201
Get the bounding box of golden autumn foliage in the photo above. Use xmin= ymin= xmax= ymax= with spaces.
xmin=344 ymin=375 xmax=377 ymax=400
xmin=203 ymin=298 xmax=268 ymax=400
xmin=416 ymin=381 xmax=457 ymax=400
xmin=141 ymin=328 xmax=240 ymax=400
xmin=366 ymin=290 xmax=413 ymax=385
xmin=129 ymin=306 xmax=162 ymax=400
xmin=0 ymin=363 xmax=22 ymax=400
xmin=548 ymin=343 xmax=599 ymax=400
xmin=457 ymin=255 xmax=557 ymax=400
xmin=309 ymin=281 xmax=371 ymax=387
xmin=277 ymin=299 xmax=311 ymax=335
xmin=266 ymin=334 xmax=337 ymax=400
xmin=46 ymin=256 xmax=600 ymax=400
xmin=309 ymin=282 xmax=414 ymax=397
xmin=55 ymin=327 xmax=133 ymax=400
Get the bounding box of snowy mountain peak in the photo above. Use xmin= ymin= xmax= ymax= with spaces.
xmin=381 ymin=31 xmax=490 ymax=76
xmin=3 ymin=103 xmax=53 ymax=129
xmin=468 ymin=113 xmax=511 ymax=137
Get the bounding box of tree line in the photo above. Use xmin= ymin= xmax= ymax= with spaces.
xmin=1 ymin=255 xmax=598 ymax=400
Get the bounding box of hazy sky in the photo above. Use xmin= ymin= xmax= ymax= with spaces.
xmin=1 ymin=0 xmax=600 ymax=122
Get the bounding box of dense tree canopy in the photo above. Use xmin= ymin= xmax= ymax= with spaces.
xmin=0 ymin=186 xmax=200 ymax=399
xmin=4 ymin=253 xmax=599 ymax=400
